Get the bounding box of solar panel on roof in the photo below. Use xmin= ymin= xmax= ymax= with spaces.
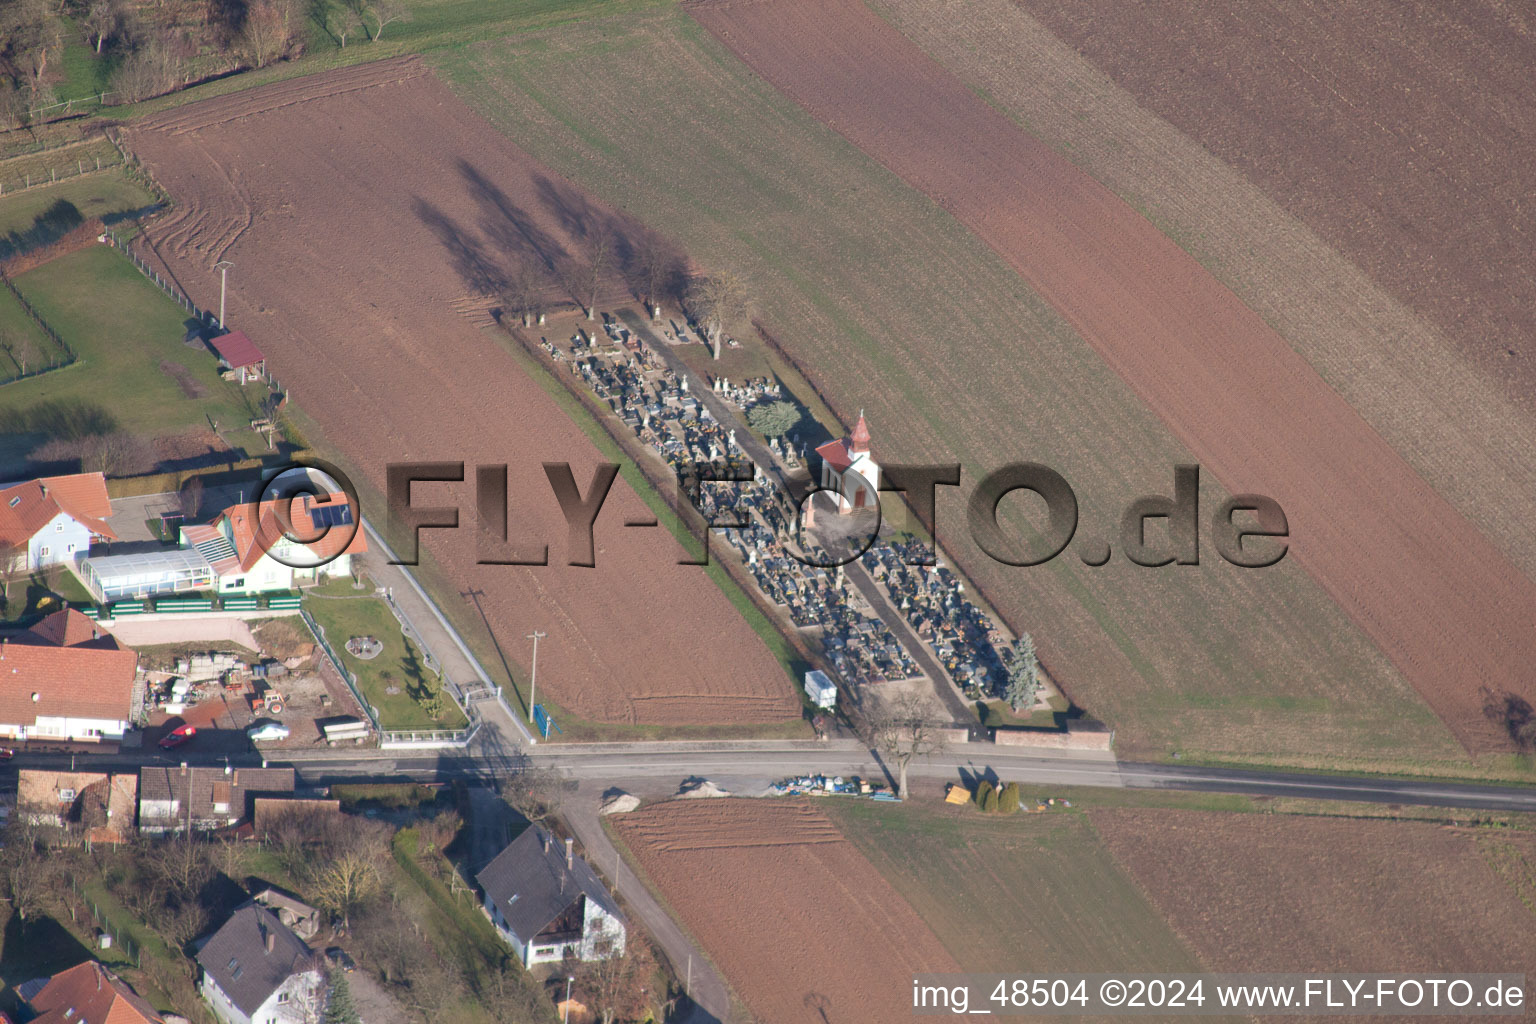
xmin=312 ymin=503 xmax=353 ymax=528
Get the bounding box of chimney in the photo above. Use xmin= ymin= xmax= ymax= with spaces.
xmin=181 ymin=762 xmax=188 ymax=775
xmin=264 ymin=925 xmax=275 ymax=953
xmin=565 ymin=837 xmax=573 ymax=871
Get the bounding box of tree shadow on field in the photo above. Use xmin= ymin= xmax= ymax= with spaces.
xmin=458 ymin=160 xmax=572 ymax=281
xmin=1482 ymin=687 xmax=1536 ymax=750
xmin=413 ymin=196 xmax=509 ymax=298
xmin=0 ymin=398 xmax=119 ymax=441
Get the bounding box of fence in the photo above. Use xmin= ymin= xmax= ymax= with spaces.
xmin=18 ymin=92 xmax=116 ymax=127
xmin=380 ymin=720 xmax=481 ymax=749
xmin=300 ymin=606 xmax=381 ymax=733
xmin=0 ymin=269 xmax=77 ymax=384
xmin=102 ymin=228 xmax=218 ymax=327
xmin=66 ymin=874 xmax=143 ymax=968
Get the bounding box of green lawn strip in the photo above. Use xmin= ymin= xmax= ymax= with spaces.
xmin=0 ymin=139 xmax=122 ymax=196
xmin=4 ymin=246 xmax=260 ymax=446
xmin=390 ymin=829 xmax=556 ymax=1022
xmin=0 ymin=285 xmax=59 ymax=377
xmin=823 ymin=799 xmax=1220 ymax=980
xmin=304 ymin=576 xmax=467 ymax=731
xmin=0 ymin=169 xmax=153 ymax=242
xmin=87 ymin=0 xmax=668 ymax=126
xmin=71 ymin=879 xmax=184 ymax=1012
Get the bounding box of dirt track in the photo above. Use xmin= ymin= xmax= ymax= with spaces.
xmin=123 ymin=57 xmax=798 ymax=727
xmin=615 ymin=799 xmax=959 ymax=1023
xmin=688 ymin=0 xmax=1536 ymax=752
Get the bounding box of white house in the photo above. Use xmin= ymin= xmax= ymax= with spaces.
xmin=180 ymin=486 xmax=365 ymax=596
xmin=814 ymin=412 xmax=880 ymax=513
xmin=476 ymin=825 xmax=626 ymax=967
xmin=0 ymin=609 xmax=139 ymax=744
xmin=0 ymin=472 xmax=117 ymax=574
xmin=196 ymin=903 xmax=323 ymax=1024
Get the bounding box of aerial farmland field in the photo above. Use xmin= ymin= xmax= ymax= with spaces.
xmin=117 ymin=58 xmax=800 ymax=729
xmin=683 ymin=0 xmax=1536 ymax=757
xmin=1092 ymin=808 xmax=1536 ymax=976
xmin=612 ymin=799 xmax=960 ymax=1023
xmin=427 ymin=4 xmax=1476 ymax=770
xmin=868 ymin=0 xmax=1536 ymax=590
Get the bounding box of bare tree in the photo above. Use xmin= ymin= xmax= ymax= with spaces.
xmin=501 ymin=261 xmax=548 ymax=328
xmin=110 ymin=29 xmax=182 ymax=102
xmin=866 ymin=691 xmax=949 ymax=800
xmin=683 ymin=270 xmax=751 ymax=360
xmin=238 ymin=0 xmax=296 ymax=67
xmin=581 ymin=225 xmax=615 ymax=321
xmin=635 ymin=232 xmax=681 ymax=321
xmin=354 ymin=0 xmax=410 ymax=41
xmin=311 ymin=849 xmax=383 ymax=930
xmin=0 ymin=816 xmax=56 ymax=923
xmin=80 ymin=431 xmax=157 ymax=477
xmin=499 ymin=763 xmax=564 ymax=825
xmin=575 ymin=932 xmax=659 ymax=1024
xmin=0 ymin=536 xmax=21 ymax=604
xmin=1 ymin=330 xmax=37 ymax=376
xmin=177 ymin=474 xmax=204 ymax=520
xmin=81 ymin=0 xmax=120 ymax=53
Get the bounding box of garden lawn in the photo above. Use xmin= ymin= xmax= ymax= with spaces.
xmin=304 ymin=577 xmax=467 ymax=731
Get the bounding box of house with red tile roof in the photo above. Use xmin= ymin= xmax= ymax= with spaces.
xmin=0 ymin=609 xmax=139 ymax=743
xmin=813 ymin=411 xmax=881 ymax=513
xmin=19 ymin=961 xmax=165 ymax=1024
xmin=17 ymin=768 xmax=138 ymax=842
xmin=208 ymin=330 xmax=266 ymax=385
xmin=179 ymin=486 xmax=365 ymax=596
xmin=0 ymin=472 xmax=116 ymax=575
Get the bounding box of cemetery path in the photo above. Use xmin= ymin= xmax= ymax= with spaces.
xmin=840 ymin=562 xmax=977 ymax=727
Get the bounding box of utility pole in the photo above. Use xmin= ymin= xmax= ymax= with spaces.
xmin=563 ymin=976 xmax=574 ymax=1024
xmin=526 ymin=630 xmax=547 ymax=723
xmin=215 ymin=260 xmax=235 ymax=328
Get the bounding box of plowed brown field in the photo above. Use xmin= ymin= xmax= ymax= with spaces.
xmin=1014 ymin=0 xmax=1536 ymax=412
xmin=1092 ymin=808 xmax=1536 ymax=976
xmin=122 ymin=57 xmax=797 ymax=726
xmin=615 ymin=799 xmax=958 ymax=1022
xmin=687 ymin=0 xmax=1536 ymax=752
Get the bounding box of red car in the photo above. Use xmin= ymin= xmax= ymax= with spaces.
xmin=0 ymin=747 xmax=13 ymax=761
xmin=158 ymin=724 xmax=197 ymax=750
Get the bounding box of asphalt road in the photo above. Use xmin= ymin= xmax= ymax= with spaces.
xmin=25 ymin=741 xmax=1536 ymax=813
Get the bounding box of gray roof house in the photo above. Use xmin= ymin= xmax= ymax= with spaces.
xmin=195 ymin=903 xmax=323 ymax=1024
xmin=475 ymin=825 xmax=626 ymax=968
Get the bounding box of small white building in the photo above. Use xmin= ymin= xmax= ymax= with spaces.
xmin=804 ymin=669 xmax=837 ymax=710
xmin=476 ymin=825 xmax=626 ymax=968
xmin=196 ymin=903 xmax=323 ymax=1024
xmin=0 ymin=472 xmax=117 ymax=574
xmin=814 ymin=412 xmax=880 ymax=513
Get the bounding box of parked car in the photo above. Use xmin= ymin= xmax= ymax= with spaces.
xmin=246 ymin=720 xmax=290 ymax=742
xmin=158 ymin=725 xmax=197 ymax=750
xmin=325 ymin=947 xmax=356 ymax=973
xmin=0 ymin=747 xmax=14 ymax=761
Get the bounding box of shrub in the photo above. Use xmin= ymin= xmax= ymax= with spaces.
xmin=976 ymin=780 xmax=997 ymax=813
xmin=998 ymin=782 xmax=1021 ymax=814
